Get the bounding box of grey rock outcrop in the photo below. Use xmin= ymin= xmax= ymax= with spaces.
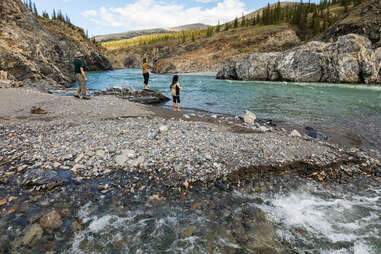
xmin=48 ymin=85 xmax=170 ymax=104
xmin=0 ymin=0 xmax=112 ymax=87
xmin=217 ymin=34 xmax=381 ymax=84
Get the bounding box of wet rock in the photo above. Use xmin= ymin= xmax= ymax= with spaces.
xmin=232 ymin=206 xmax=279 ymax=252
xmin=102 ymin=86 xmax=170 ymax=105
xmin=305 ymin=127 xmax=328 ymax=140
xmin=21 ymin=169 xmax=70 ymax=190
xmin=40 ymin=210 xmax=63 ymax=230
xmin=21 ymin=224 xmax=44 ymax=246
xmin=242 ymin=110 xmax=256 ymax=124
xmin=71 ymin=221 xmax=82 ymax=232
xmin=181 ymin=226 xmax=195 ymax=238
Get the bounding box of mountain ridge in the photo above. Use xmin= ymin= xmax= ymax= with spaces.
xmin=94 ymin=23 xmax=209 ymax=43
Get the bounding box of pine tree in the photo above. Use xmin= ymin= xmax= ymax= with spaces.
xmin=216 ymin=20 xmax=221 ymax=32
xmin=234 ymin=17 xmax=239 ymax=28
xmin=312 ymin=8 xmax=321 ymax=35
xmin=224 ymin=22 xmax=229 ymax=31
xmin=52 ymin=9 xmax=56 ymax=20
xmin=33 ymin=3 xmax=38 ymax=16
xmin=241 ymin=13 xmax=246 ymax=27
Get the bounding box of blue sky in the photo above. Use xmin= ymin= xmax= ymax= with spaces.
xmin=33 ymin=0 xmax=313 ymax=36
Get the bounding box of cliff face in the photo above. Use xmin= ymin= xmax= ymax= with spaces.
xmin=217 ymin=34 xmax=381 ymax=84
xmin=0 ymin=0 xmax=112 ymax=88
xmin=320 ymin=0 xmax=381 ymax=47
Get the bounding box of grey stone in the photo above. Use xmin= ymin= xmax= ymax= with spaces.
xmin=242 ymin=110 xmax=256 ymax=125
xmin=128 ymin=156 xmax=145 ymax=168
xmin=159 ymin=125 xmax=169 ymax=133
xmin=115 ymin=149 xmax=136 ymax=166
xmin=290 ymin=130 xmax=302 ymax=138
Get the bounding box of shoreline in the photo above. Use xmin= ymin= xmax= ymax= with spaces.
xmin=0 ymin=87 xmax=380 ymax=253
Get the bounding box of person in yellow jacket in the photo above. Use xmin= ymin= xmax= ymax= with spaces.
xmin=142 ymin=58 xmax=152 ymax=89
xmin=170 ymin=75 xmax=184 ymax=112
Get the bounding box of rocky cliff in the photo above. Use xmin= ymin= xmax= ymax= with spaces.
xmin=0 ymin=0 xmax=112 ymax=88
xmin=217 ymin=34 xmax=381 ymax=84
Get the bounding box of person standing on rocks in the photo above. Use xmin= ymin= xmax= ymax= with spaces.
xmin=170 ymin=75 xmax=184 ymax=112
xmin=73 ymin=52 xmax=89 ymax=99
xmin=142 ymin=58 xmax=152 ymax=89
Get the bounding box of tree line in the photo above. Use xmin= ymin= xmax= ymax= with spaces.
xmin=21 ymin=0 xmax=93 ymax=39
xmin=22 ymin=0 xmax=72 ymax=26
xmin=223 ymin=0 xmax=368 ymax=37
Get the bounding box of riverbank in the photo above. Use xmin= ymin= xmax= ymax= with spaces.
xmin=0 ymin=87 xmax=380 ymax=253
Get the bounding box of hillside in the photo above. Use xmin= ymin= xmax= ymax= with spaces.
xmin=0 ymin=0 xmax=112 ymax=88
xmin=94 ymin=23 xmax=209 ymax=43
xmin=103 ymin=0 xmax=368 ymax=74
xmin=320 ymin=0 xmax=381 ymax=46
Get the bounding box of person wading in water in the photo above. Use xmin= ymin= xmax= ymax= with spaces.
xmin=142 ymin=58 xmax=152 ymax=89
xmin=73 ymin=52 xmax=89 ymax=99
xmin=170 ymin=75 xmax=184 ymax=112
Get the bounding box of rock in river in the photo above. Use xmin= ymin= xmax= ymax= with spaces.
xmin=21 ymin=169 xmax=71 ymax=191
xmin=40 ymin=210 xmax=63 ymax=230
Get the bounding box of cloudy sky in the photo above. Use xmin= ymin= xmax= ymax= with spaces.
xmin=33 ymin=0 xmax=308 ymax=36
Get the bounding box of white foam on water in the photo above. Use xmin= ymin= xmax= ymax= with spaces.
xmin=257 ymin=184 xmax=381 ymax=253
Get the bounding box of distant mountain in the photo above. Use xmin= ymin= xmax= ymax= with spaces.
xmin=94 ymin=23 xmax=209 ymax=43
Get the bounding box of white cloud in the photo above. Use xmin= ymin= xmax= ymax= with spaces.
xmin=81 ymin=10 xmax=97 ymax=17
xmin=81 ymin=0 xmax=247 ymax=30
xmin=195 ymin=0 xmax=218 ymax=3
xmin=63 ymin=0 xmax=72 ymax=2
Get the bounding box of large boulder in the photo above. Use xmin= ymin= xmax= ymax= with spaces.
xmin=218 ymin=34 xmax=381 ymax=84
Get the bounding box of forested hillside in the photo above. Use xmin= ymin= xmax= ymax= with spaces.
xmin=103 ymin=0 xmax=369 ymax=73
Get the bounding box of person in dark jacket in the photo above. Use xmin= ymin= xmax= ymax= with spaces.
xmin=170 ymin=75 xmax=184 ymax=112
xmin=73 ymin=52 xmax=89 ymax=99
xmin=142 ymin=58 xmax=152 ymax=89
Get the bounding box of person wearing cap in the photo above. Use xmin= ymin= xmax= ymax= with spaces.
xmin=73 ymin=52 xmax=89 ymax=99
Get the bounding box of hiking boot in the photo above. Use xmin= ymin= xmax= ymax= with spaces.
xmin=82 ymin=96 xmax=90 ymax=100
xmin=74 ymin=94 xmax=80 ymax=98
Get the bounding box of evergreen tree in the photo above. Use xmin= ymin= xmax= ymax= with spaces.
xmin=52 ymin=9 xmax=56 ymax=20
xmin=312 ymin=8 xmax=321 ymax=35
xmin=33 ymin=3 xmax=38 ymax=16
xmin=233 ymin=17 xmax=239 ymax=28
xmin=224 ymin=22 xmax=230 ymax=31
xmin=241 ymin=13 xmax=246 ymax=27
xmin=216 ymin=20 xmax=221 ymax=32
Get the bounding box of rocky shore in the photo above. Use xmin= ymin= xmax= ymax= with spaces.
xmin=217 ymin=34 xmax=381 ymax=84
xmin=0 ymin=88 xmax=380 ymax=253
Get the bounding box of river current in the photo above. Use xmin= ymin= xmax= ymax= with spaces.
xmin=66 ymin=68 xmax=381 ymax=253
